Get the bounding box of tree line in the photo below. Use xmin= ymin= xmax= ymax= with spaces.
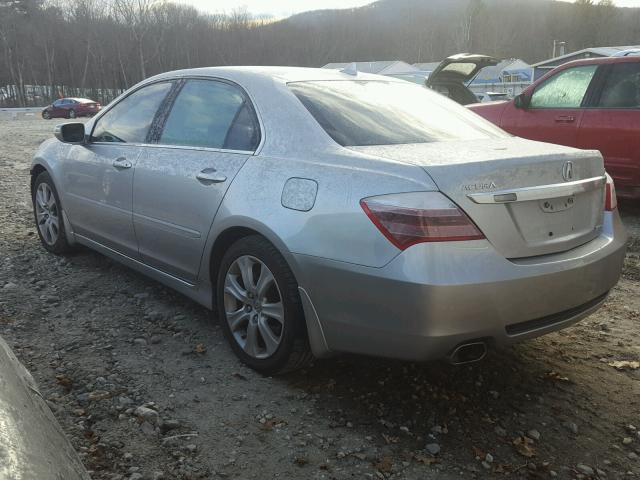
xmin=1 ymin=0 xmax=639 ymax=106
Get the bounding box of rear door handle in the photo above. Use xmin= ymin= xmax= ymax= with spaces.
xmin=112 ymin=157 xmax=132 ymax=169
xmin=554 ymin=115 xmax=576 ymax=123
xmin=196 ymin=168 xmax=227 ymax=184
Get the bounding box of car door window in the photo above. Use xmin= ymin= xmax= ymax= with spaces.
xmin=530 ymin=65 xmax=598 ymax=109
xmin=159 ymin=79 xmax=260 ymax=151
xmin=91 ymin=82 xmax=172 ymax=143
xmin=597 ymin=63 xmax=640 ymax=108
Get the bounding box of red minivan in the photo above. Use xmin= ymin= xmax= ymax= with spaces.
xmin=469 ymin=56 xmax=640 ymax=199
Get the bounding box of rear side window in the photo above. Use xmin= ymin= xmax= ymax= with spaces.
xmin=159 ymin=79 xmax=260 ymax=151
xmin=91 ymin=82 xmax=172 ymax=143
xmin=597 ymin=63 xmax=640 ymax=108
xmin=288 ymin=80 xmax=506 ymax=147
xmin=530 ymin=65 xmax=598 ymax=109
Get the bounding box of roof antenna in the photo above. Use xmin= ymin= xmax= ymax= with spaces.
xmin=341 ymin=63 xmax=358 ymax=76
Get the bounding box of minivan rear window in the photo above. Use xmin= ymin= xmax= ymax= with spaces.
xmin=288 ymin=80 xmax=506 ymax=147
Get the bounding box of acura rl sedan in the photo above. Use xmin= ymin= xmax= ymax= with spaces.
xmin=31 ymin=67 xmax=627 ymax=374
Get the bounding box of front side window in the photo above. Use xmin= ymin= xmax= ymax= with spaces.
xmin=530 ymin=65 xmax=598 ymax=109
xmin=91 ymin=82 xmax=172 ymax=143
xmin=288 ymin=80 xmax=506 ymax=147
xmin=159 ymin=79 xmax=260 ymax=151
xmin=597 ymin=62 xmax=640 ymax=108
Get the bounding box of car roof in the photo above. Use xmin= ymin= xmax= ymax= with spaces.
xmin=147 ymin=66 xmax=403 ymax=85
xmin=553 ymin=55 xmax=640 ymax=69
xmin=64 ymin=97 xmax=95 ymax=102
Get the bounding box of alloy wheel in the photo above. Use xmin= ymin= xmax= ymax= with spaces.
xmin=223 ymin=255 xmax=284 ymax=359
xmin=35 ymin=183 xmax=59 ymax=245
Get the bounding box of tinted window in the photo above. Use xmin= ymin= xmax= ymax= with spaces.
xmin=91 ymin=82 xmax=172 ymax=143
xmin=289 ymin=80 xmax=506 ymax=147
xmin=159 ymin=79 xmax=259 ymax=150
xmin=530 ymin=65 xmax=598 ymax=109
xmin=597 ymin=63 xmax=640 ymax=108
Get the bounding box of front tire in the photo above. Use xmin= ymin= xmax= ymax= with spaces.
xmin=68 ymin=109 xmax=76 ymax=119
xmin=42 ymin=110 xmax=50 ymax=120
xmin=32 ymin=171 xmax=73 ymax=254
xmin=216 ymin=235 xmax=313 ymax=375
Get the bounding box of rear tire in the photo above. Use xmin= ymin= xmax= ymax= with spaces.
xmin=68 ymin=109 xmax=76 ymax=119
xmin=32 ymin=171 xmax=74 ymax=254
xmin=216 ymin=235 xmax=313 ymax=375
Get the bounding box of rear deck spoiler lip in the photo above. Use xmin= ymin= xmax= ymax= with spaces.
xmin=467 ymin=175 xmax=605 ymax=204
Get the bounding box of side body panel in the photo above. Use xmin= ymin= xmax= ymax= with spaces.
xmin=578 ymin=109 xmax=640 ymax=197
xmin=133 ymin=147 xmax=250 ymax=282
xmin=61 ymin=143 xmax=140 ymax=258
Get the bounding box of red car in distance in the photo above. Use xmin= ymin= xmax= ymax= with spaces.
xmin=469 ymin=55 xmax=640 ymax=199
xmin=42 ymin=97 xmax=101 ymax=120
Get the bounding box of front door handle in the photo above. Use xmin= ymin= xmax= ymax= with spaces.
xmin=554 ymin=115 xmax=576 ymax=123
xmin=112 ymin=157 xmax=132 ymax=169
xmin=196 ymin=168 xmax=227 ymax=184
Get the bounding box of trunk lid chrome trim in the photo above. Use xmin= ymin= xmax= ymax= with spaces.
xmin=467 ymin=176 xmax=605 ymax=204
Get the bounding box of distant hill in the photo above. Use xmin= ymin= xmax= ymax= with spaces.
xmin=279 ymin=0 xmax=640 ymax=64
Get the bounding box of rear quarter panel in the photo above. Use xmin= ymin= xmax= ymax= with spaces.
xmin=198 ymin=149 xmax=438 ymax=286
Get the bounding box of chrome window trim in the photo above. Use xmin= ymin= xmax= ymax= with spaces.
xmin=467 ymin=176 xmax=606 ymax=204
xmin=88 ymin=141 xmax=254 ymax=155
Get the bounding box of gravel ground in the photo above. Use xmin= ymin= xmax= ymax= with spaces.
xmin=1 ymin=117 xmax=639 ymax=480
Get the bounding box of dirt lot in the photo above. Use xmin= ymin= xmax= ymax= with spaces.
xmin=0 ymin=117 xmax=639 ymax=480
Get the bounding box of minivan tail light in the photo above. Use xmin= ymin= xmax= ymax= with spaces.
xmin=360 ymin=192 xmax=485 ymax=250
xmin=605 ymin=173 xmax=617 ymax=211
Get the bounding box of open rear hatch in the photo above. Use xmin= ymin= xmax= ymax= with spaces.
xmin=350 ymin=138 xmax=606 ymax=259
xmin=426 ymin=53 xmax=499 ymax=87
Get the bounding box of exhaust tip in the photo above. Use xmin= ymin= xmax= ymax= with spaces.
xmin=448 ymin=341 xmax=487 ymax=365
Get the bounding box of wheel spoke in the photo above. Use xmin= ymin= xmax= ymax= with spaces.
xmin=237 ymin=256 xmax=256 ymax=291
xmin=227 ymin=308 xmax=250 ymax=332
xmin=224 ymin=275 xmax=248 ymax=304
xmin=47 ymin=221 xmax=56 ymax=243
xmin=243 ymin=322 xmax=259 ymax=356
xmin=256 ymin=266 xmax=275 ymax=299
xmin=36 ymin=189 xmax=46 ymax=209
xmin=46 ymin=187 xmax=55 ymax=208
xmin=261 ymin=302 xmax=284 ymax=323
xmin=258 ymin=317 xmax=280 ymax=356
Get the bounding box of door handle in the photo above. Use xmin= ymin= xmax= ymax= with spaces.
xmin=112 ymin=157 xmax=132 ymax=169
xmin=196 ymin=168 xmax=227 ymax=184
xmin=554 ymin=115 xmax=576 ymax=123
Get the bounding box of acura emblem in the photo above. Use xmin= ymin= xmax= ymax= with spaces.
xmin=562 ymin=161 xmax=574 ymax=181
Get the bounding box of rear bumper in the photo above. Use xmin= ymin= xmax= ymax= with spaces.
xmin=295 ymin=211 xmax=627 ymax=361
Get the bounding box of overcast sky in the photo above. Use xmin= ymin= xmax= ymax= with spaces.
xmin=174 ymin=0 xmax=640 ymax=17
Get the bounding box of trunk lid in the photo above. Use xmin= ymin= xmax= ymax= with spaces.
xmin=349 ymin=138 xmax=606 ymax=259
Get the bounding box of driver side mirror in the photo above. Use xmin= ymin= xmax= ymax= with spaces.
xmin=54 ymin=123 xmax=86 ymax=144
xmin=514 ymin=93 xmax=531 ymax=110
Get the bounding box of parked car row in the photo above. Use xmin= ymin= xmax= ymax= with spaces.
xmin=42 ymin=97 xmax=101 ymax=119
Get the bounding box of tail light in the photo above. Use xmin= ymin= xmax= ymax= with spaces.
xmin=360 ymin=192 xmax=485 ymax=250
xmin=605 ymin=173 xmax=617 ymax=211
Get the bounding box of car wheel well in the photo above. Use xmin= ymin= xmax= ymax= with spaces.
xmin=30 ymin=165 xmax=47 ymax=194
xmin=209 ymin=227 xmax=264 ymax=288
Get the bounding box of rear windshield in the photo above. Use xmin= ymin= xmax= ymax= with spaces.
xmin=288 ymin=80 xmax=506 ymax=147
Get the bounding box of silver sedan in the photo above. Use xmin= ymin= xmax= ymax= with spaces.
xmin=31 ymin=67 xmax=627 ymax=374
